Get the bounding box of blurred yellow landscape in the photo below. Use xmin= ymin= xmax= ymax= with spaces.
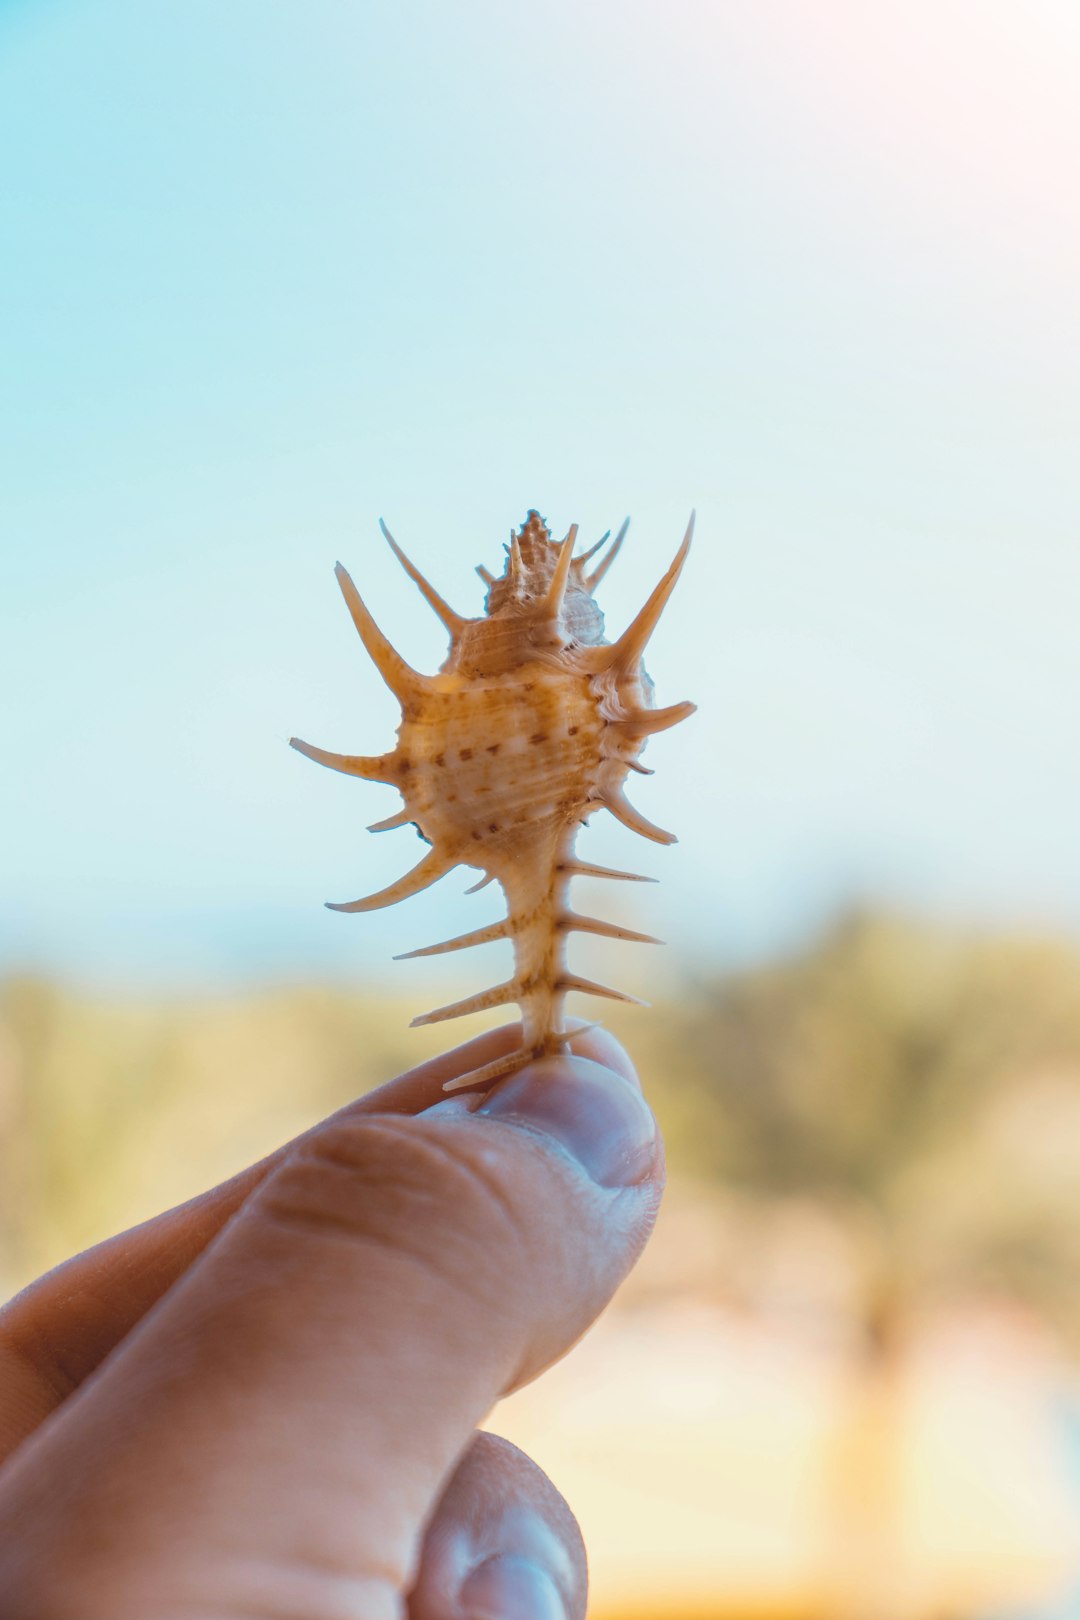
xmin=5 ymin=911 xmax=1080 ymax=1618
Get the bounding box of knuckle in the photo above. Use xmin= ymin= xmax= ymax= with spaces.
xmin=255 ymin=1114 xmax=534 ymax=1301
xmin=0 ymin=1320 xmax=77 ymax=1408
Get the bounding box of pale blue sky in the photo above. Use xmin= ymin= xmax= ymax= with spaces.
xmin=2 ymin=0 xmax=1079 ymax=991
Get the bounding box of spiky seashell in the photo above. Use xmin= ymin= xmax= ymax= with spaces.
xmin=291 ymin=510 xmax=695 ymax=1091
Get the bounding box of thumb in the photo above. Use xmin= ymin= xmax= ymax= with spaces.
xmin=0 ymin=1044 xmax=662 ymax=1620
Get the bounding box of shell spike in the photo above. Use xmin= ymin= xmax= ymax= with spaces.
xmin=441 ymin=1043 xmax=532 ymax=1093
xmin=558 ymin=973 xmax=649 ymax=1007
xmin=561 ymin=912 xmax=663 ymax=945
xmin=411 ymin=981 xmax=518 ymax=1027
xmin=326 ymin=847 xmax=452 ymax=913
xmin=597 ymin=512 xmax=693 ymax=669
xmin=366 ymin=808 xmax=415 ymax=833
xmin=611 ymin=700 xmax=698 ymax=738
xmin=476 ymin=564 xmax=496 ymax=585
xmin=551 ymin=1022 xmax=604 ymax=1044
xmin=379 ymin=520 xmax=468 ymax=637
xmin=559 ymin=858 xmax=657 ymax=883
xmin=542 ymin=526 xmax=578 ymax=617
xmin=334 ymin=562 xmax=429 ymax=700
xmin=394 ymin=917 xmax=512 ymax=959
xmin=576 ymin=528 xmax=611 ymax=567
xmin=289 ymin=737 xmax=400 ymax=782
xmin=585 ymin=516 xmax=629 ymax=594
xmin=600 ymin=783 xmax=678 ymax=845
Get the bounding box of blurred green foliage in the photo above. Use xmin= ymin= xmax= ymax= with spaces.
xmin=5 ymin=911 xmax=1080 ymax=1342
xmin=662 ymin=911 xmax=1080 ymax=1342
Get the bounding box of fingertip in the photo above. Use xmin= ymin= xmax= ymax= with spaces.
xmin=410 ymin=1433 xmax=585 ymax=1620
xmin=471 ymin=1055 xmax=658 ymax=1190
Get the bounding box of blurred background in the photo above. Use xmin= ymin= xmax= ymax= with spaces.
xmin=2 ymin=0 xmax=1080 ymax=1613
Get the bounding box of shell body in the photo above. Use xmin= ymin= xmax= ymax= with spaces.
xmin=291 ymin=509 xmax=694 ymax=1089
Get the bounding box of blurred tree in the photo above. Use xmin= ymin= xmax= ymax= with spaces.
xmin=668 ymin=910 xmax=1080 ymax=1334
xmin=663 ymin=911 xmax=1080 ymax=1616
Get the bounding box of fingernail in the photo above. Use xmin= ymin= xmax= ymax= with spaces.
xmin=475 ymin=1055 xmax=657 ymax=1188
xmin=460 ymin=1552 xmax=567 ymax=1620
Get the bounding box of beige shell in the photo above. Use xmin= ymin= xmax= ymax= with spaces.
xmin=291 ymin=509 xmax=695 ymax=1090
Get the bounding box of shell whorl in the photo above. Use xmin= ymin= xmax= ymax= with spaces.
xmin=291 ymin=510 xmax=695 ymax=1090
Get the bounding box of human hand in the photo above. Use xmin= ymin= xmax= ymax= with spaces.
xmin=0 ymin=1023 xmax=663 ymax=1619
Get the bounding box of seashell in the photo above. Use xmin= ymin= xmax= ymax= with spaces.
xmin=291 ymin=509 xmax=695 ymax=1090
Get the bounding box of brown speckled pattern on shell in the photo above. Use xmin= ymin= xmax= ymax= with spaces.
xmin=290 ymin=508 xmax=695 ymax=1090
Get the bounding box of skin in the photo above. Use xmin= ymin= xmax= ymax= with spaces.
xmin=0 ymin=1022 xmax=664 ymax=1620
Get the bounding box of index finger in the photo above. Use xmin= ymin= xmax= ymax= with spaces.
xmin=0 ymin=1022 xmax=636 ymax=1458
xmin=0 ymin=1044 xmax=662 ymax=1615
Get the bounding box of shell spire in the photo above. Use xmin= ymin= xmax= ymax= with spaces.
xmin=292 ymin=511 xmax=696 ymax=1089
